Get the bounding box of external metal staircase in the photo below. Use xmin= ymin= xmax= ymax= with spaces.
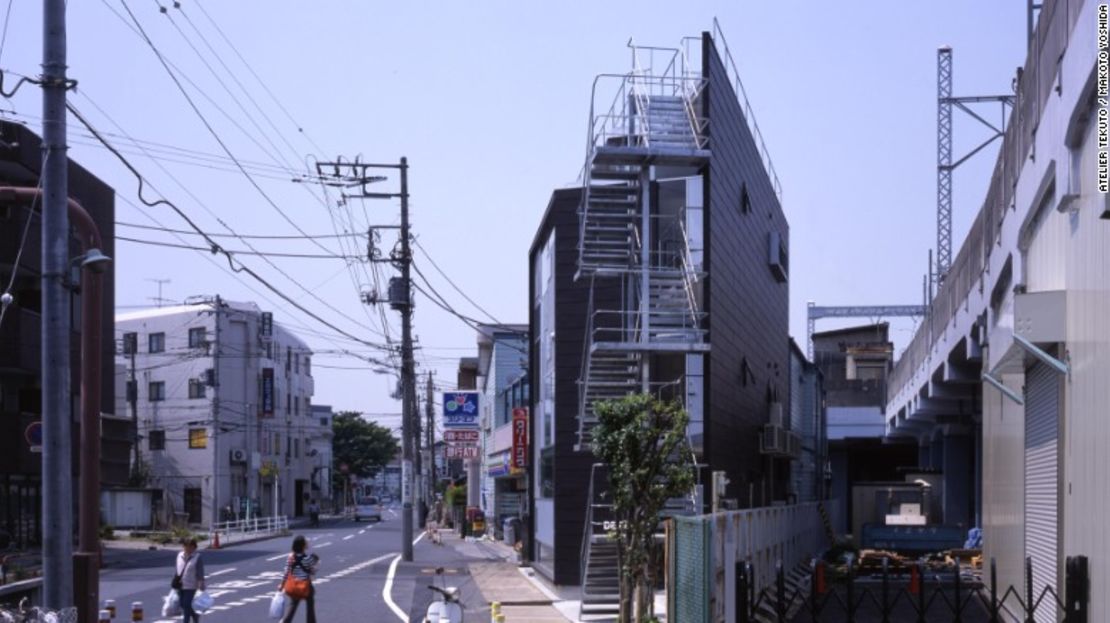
xmin=575 ymin=41 xmax=710 ymax=621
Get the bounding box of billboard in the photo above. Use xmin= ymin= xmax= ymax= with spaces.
xmin=443 ymin=392 xmax=479 ymax=429
xmin=511 ymin=407 xmax=528 ymax=470
xmin=261 ymin=368 xmax=274 ymax=417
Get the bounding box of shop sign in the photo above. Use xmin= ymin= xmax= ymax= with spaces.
xmin=511 ymin=407 xmax=528 ymax=470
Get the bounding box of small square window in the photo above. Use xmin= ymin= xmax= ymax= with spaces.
xmin=149 ymin=333 xmax=165 ymax=354
xmin=188 ymin=428 xmax=207 ymax=449
xmin=149 ymin=381 xmax=166 ymax=402
xmin=148 ymin=429 xmax=165 ymax=451
xmin=320 ymin=418 xmax=329 ymax=427
xmin=188 ymin=379 xmax=206 ymax=399
xmin=188 ymin=327 xmax=206 ymax=348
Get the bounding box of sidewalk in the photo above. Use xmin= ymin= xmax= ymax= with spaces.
xmin=402 ymin=530 xmax=570 ymax=622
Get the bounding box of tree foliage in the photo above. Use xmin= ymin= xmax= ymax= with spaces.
xmin=331 ymin=411 xmax=399 ymax=480
xmin=592 ymin=394 xmax=694 ymax=623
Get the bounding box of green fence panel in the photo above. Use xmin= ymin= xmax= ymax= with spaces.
xmin=671 ymin=515 xmax=712 ymax=623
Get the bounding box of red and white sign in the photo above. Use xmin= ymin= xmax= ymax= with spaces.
xmin=446 ymin=445 xmax=480 ymax=459
xmin=511 ymin=407 xmax=528 ymax=470
xmin=445 ymin=429 xmax=480 ymax=443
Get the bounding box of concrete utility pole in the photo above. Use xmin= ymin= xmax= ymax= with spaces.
xmin=315 ymin=156 xmax=415 ymax=561
xmin=40 ymin=0 xmax=73 ymax=610
xmin=425 ymin=372 xmax=434 ymax=510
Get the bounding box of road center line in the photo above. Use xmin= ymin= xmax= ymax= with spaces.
xmin=266 ymin=553 xmax=288 ymax=561
xmin=207 ymin=567 xmax=236 ymax=577
xmin=315 ymin=541 xmax=333 ymax=548
xmin=342 ymin=535 xmax=354 ymax=540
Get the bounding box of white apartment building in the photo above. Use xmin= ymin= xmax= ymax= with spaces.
xmin=116 ymin=298 xmax=325 ymax=526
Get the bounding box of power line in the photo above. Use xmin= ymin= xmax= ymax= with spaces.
xmin=116 ymin=220 xmax=364 ymax=240
xmin=66 ymin=100 xmax=391 ymax=351
xmin=116 ymin=235 xmax=360 ymax=259
xmin=71 ymin=93 xmax=388 ymax=341
xmin=191 ymin=0 xmax=327 ymax=156
xmin=413 ymin=237 xmax=504 ymax=326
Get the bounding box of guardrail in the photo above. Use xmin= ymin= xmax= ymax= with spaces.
xmin=208 ymin=515 xmax=289 ymax=545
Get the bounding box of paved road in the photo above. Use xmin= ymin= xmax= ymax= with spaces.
xmin=101 ymin=506 xmax=410 ymax=622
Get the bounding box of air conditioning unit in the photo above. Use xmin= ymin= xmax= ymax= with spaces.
xmin=759 ymin=424 xmax=787 ymax=455
xmin=767 ymin=402 xmax=785 ymax=427
xmin=230 ymin=449 xmax=248 ymax=464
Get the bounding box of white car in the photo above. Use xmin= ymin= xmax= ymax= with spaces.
xmin=354 ymin=497 xmax=382 ymax=522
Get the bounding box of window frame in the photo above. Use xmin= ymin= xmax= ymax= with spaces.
xmin=187 ymin=327 xmax=207 ymax=349
xmin=148 ymin=429 xmax=165 ymax=451
xmin=188 ymin=378 xmax=206 ymax=399
xmin=148 ymin=332 xmax=165 ymax=354
xmin=188 ymin=428 xmax=207 ymax=449
xmin=149 ymin=381 xmax=166 ymax=402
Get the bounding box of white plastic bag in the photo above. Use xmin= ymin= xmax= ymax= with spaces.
xmin=193 ymin=590 xmax=215 ymax=613
xmin=162 ymin=590 xmax=182 ymax=617
xmin=268 ymin=591 xmax=286 ymax=619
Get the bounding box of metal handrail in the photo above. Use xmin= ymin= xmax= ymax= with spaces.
xmin=578 ymin=463 xmax=604 ymax=620
xmin=577 ymin=275 xmax=597 ymax=435
xmin=710 ymin=18 xmax=783 ymax=201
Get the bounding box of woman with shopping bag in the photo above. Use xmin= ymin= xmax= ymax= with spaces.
xmin=278 ymin=535 xmax=319 ymax=623
xmin=173 ymin=537 xmax=206 ymax=623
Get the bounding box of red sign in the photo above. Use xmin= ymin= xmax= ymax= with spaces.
xmin=445 ymin=430 xmax=480 ymax=443
xmin=511 ymin=408 xmax=528 ymax=470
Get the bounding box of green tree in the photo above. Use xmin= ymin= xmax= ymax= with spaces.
xmin=592 ymin=394 xmax=694 ymax=623
xmin=331 ymin=411 xmax=399 ymax=491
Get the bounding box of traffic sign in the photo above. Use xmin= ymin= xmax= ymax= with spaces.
xmin=443 ymin=392 xmax=479 ymax=429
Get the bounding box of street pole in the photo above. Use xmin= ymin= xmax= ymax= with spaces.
xmin=314 ymin=156 xmax=415 ymax=560
xmin=398 ymin=157 xmax=415 ymax=561
xmin=41 ymin=0 xmax=73 ymax=610
xmin=425 ymin=372 xmax=434 ymax=511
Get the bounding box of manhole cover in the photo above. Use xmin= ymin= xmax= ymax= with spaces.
xmin=420 ymin=567 xmax=460 ymax=574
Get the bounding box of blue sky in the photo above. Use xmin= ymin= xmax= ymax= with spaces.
xmin=1 ymin=1 xmax=1025 ymax=426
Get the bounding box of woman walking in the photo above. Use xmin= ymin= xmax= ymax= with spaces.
xmin=174 ymin=537 xmax=205 ymax=623
xmin=279 ymin=535 xmax=319 ymax=623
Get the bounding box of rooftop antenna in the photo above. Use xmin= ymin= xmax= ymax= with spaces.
xmin=145 ymin=277 xmax=172 ymax=308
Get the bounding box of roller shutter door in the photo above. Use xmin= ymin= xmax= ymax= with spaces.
xmin=1024 ymin=361 xmax=1060 ymax=623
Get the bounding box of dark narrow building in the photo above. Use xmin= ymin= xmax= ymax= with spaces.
xmin=0 ymin=121 xmax=131 ymax=548
xmin=527 ymin=28 xmax=791 ymax=603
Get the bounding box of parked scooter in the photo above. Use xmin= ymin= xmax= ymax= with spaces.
xmin=423 ymin=567 xmax=463 ymax=623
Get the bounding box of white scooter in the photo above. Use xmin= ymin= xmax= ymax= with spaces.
xmin=423 ymin=567 xmax=463 ymax=623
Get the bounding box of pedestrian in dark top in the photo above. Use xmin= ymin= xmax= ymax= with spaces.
xmin=280 ymin=534 xmax=319 ymax=623
xmin=175 ymin=537 xmax=205 ymax=623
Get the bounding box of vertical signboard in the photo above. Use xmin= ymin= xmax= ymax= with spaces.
xmin=261 ymin=368 xmax=274 ymax=417
xmin=511 ymin=407 xmax=528 ymax=470
xmin=260 ymin=312 xmax=273 ymax=338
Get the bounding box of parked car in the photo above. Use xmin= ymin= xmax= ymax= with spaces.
xmin=354 ymin=497 xmax=382 ymax=522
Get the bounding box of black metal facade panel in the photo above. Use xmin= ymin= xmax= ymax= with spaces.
xmin=528 ymin=187 xmax=601 ymax=585
xmin=701 ymin=34 xmax=792 ymax=504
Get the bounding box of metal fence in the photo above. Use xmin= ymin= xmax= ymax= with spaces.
xmin=208 ymin=515 xmax=288 ymax=545
xmin=735 ymin=556 xmax=1088 ymax=623
xmin=668 ymin=502 xmax=835 ymax=622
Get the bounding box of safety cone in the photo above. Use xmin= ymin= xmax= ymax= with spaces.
xmin=131 ymin=601 xmax=143 ymax=621
xmin=210 ymin=531 xmax=220 ymax=550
